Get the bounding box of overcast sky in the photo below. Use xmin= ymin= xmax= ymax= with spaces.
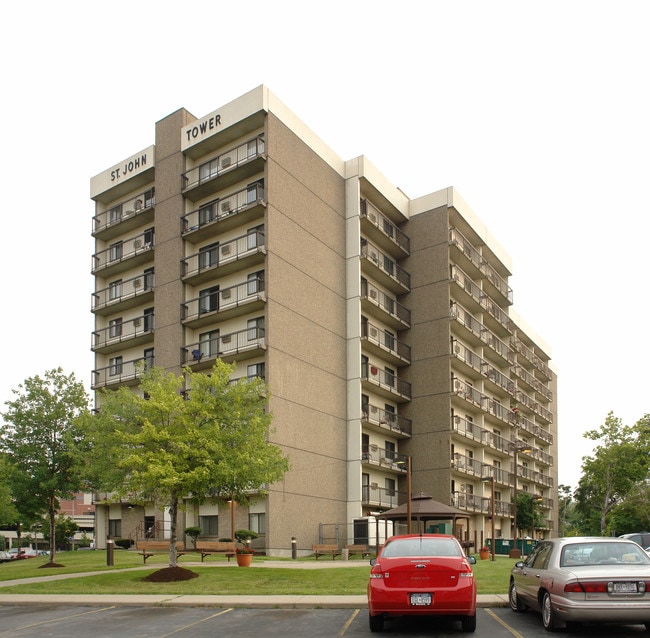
xmin=1 ymin=1 xmax=648 ymax=490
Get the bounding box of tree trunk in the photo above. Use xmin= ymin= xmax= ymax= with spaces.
xmin=49 ymin=495 xmax=57 ymax=564
xmin=168 ymin=494 xmax=178 ymax=568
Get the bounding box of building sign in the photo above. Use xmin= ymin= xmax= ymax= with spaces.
xmin=90 ymin=145 xmax=155 ymax=199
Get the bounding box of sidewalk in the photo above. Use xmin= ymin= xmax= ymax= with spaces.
xmin=0 ymin=560 xmax=510 ymax=609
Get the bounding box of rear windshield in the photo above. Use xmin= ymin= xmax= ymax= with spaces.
xmin=381 ymin=538 xmax=462 ymax=558
xmin=560 ymin=542 xmax=650 ymax=567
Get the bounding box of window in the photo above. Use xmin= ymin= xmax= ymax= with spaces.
xmin=108 ymin=519 xmax=121 ymax=538
xmin=247 ymin=270 xmax=264 ymax=295
xmin=143 ymin=348 xmax=154 ymax=370
xmin=143 ymin=308 xmax=154 ymax=332
xmin=384 ymin=329 xmax=395 ymax=351
xmin=384 ymin=441 xmax=396 ymax=461
xmin=248 ymin=317 xmax=264 ymax=342
xmin=109 ymin=241 xmax=123 ymax=262
xmin=384 ymin=404 xmax=396 ymax=426
xmin=109 ymin=205 xmax=122 ymax=224
xmin=143 ymin=187 xmax=155 ymax=208
xmin=143 ymin=227 xmax=154 ymax=247
xmin=109 ymin=356 xmax=123 ymax=376
xmin=109 ymin=280 xmax=122 ymax=301
xmin=108 ymin=318 xmax=122 ymax=339
xmin=247 ymin=224 xmax=264 ymax=250
xmin=199 ymin=243 xmax=219 ymax=270
xmin=199 ymin=330 xmax=220 ymax=358
xmin=199 ymin=286 xmax=219 ymax=313
xmin=199 ymin=202 xmax=215 ymax=226
xmin=248 ymin=513 xmax=266 ymax=535
xmin=247 ymin=363 xmax=265 ymax=379
xmin=247 ymin=179 xmax=264 ymax=204
xmin=199 ymin=515 xmax=218 ymax=536
xmin=385 ymin=366 xmax=395 ymax=387
xmin=143 ymin=268 xmax=154 ymax=290
xmin=385 ymin=478 xmax=396 ymax=496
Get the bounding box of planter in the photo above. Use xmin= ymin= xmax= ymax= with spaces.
xmin=479 ymin=549 xmax=490 ymax=560
xmin=236 ymin=553 xmax=253 ymax=567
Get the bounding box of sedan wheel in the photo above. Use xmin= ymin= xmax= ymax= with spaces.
xmin=461 ymin=613 xmax=476 ymax=632
xmin=369 ymin=613 xmax=384 ymax=633
xmin=509 ymin=580 xmax=527 ymax=612
xmin=542 ymin=591 xmax=559 ymax=632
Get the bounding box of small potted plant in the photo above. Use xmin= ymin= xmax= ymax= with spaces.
xmin=234 ymin=529 xmax=258 ymax=567
xmin=479 ymin=546 xmax=490 ymax=560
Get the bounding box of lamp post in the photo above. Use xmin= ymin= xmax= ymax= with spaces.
xmin=481 ymin=471 xmax=496 ymax=561
xmin=531 ymin=495 xmax=543 ymax=540
xmin=397 ymin=455 xmax=412 ymax=533
xmin=510 ymin=440 xmax=531 ymax=558
xmin=228 ymin=498 xmax=235 ymax=541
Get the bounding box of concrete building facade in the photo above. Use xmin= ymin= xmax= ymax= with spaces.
xmin=90 ymin=86 xmax=557 ymax=556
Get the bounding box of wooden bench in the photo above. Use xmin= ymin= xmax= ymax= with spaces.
xmin=312 ymin=544 xmax=342 ymax=560
xmin=195 ymin=541 xmax=237 ymax=562
xmin=345 ymin=544 xmax=370 ymax=558
xmin=135 ymin=540 xmax=188 ymax=564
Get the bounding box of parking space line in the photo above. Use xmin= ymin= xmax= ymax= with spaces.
xmin=158 ymin=608 xmax=234 ymax=637
xmin=338 ymin=609 xmax=360 ymax=635
xmin=485 ymin=609 xmax=526 ymax=638
xmin=0 ymin=605 xmax=116 ymax=635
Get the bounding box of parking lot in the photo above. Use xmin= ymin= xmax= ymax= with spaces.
xmin=2 ymin=604 xmax=650 ymax=637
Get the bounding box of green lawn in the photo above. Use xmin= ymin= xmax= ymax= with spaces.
xmin=0 ymin=551 xmax=516 ymax=596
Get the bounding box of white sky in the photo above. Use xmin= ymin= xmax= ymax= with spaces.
xmin=1 ymin=1 xmax=648 ymax=491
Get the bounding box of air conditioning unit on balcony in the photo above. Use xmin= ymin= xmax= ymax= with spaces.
xmin=369 ymin=289 xmax=377 ymax=299
xmin=221 ymin=245 xmax=231 ymax=255
xmin=134 ymin=239 xmax=142 ymax=249
xmin=221 ymin=156 xmax=232 ymax=168
xmin=370 ymin=482 xmax=378 ymax=489
xmin=221 ymin=201 xmax=232 ymax=213
xmin=368 ymin=212 xmax=377 ymax=223
xmin=134 ymin=279 xmax=142 ymax=288
xmin=221 ymin=289 xmax=231 ymax=299
xmin=133 ymin=318 xmax=141 ymax=327
xmin=370 ymin=327 xmax=378 ymax=338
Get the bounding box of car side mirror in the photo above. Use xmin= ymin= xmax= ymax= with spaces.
xmin=514 ymin=560 xmax=525 ymax=568
xmin=467 ymin=555 xmax=476 ymax=564
xmin=370 ymin=558 xmax=376 ymax=566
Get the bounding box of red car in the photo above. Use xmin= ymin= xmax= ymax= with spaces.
xmin=368 ymin=533 xmax=477 ymax=633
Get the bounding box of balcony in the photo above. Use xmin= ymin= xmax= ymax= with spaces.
xmin=360 ymin=240 xmax=410 ymax=294
xmin=93 ymin=189 xmax=155 ymax=240
xmin=511 ymin=338 xmax=552 ymax=380
xmin=362 ymin=404 xmax=411 ymax=438
xmin=360 ymin=198 xmax=410 ymax=258
xmin=453 ymin=491 xmax=512 ymax=518
xmin=452 ymin=415 xmax=512 ymax=457
xmin=362 ymin=445 xmax=409 ymax=474
xmin=181 ymin=278 xmax=265 ymax=328
xmin=362 ymin=484 xmax=402 ymax=510
xmin=92 ymin=314 xmax=154 ymax=353
xmin=92 ymin=231 xmax=154 ymax=276
xmin=92 ymin=357 xmax=149 ymax=389
xmin=92 ymin=272 xmax=154 ymax=315
xmin=181 ymin=230 xmax=265 ymax=284
xmin=361 ymin=280 xmax=410 ymax=329
xmin=362 ymin=321 xmax=410 ymax=366
xmin=182 ymin=183 xmax=265 ymax=243
xmin=362 ymin=362 xmax=411 ymax=403
xmin=182 ymin=326 xmax=266 ymax=369
xmin=182 ymin=136 xmax=265 ymax=202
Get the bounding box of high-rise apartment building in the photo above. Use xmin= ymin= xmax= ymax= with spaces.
xmin=90 ymin=86 xmax=557 ymax=555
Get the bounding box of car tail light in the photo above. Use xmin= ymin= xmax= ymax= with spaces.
xmin=564 ymin=581 xmax=609 ymax=593
xmin=459 ymin=562 xmax=474 ymax=578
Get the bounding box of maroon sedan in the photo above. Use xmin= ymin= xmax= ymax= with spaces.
xmin=367 ymin=533 xmax=477 ymax=632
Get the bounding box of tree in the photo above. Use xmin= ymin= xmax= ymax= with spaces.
xmin=84 ymin=360 xmax=289 ymax=571
xmin=574 ymin=412 xmax=650 ymax=535
xmin=0 ymin=368 xmax=90 ymax=566
xmin=0 ymin=456 xmax=19 ymax=529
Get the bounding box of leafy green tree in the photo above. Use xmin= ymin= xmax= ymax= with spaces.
xmin=42 ymin=514 xmax=79 ymax=551
xmin=0 ymin=456 xmax=19 ymax=528
xmin=557 ymin=484 xmax=581 ymax=537
xmin=609 ymin=482 xmax=650 ymax=535
xmin=0 ymin=368 xmax=90 ymax=565
xmin=574 ymin=412 xmax=650 ymax=535
xmin=84 ymin=361 xmax=289 ymax=569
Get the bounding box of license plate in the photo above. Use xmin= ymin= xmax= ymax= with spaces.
xmin=613 ymin=582 xmax=638 ymax=593
xmin=410 ymin=593 xmax=432 ymax=606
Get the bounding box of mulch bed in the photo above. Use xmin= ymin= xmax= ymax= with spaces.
xmin=141 ymin=566 xmax=199 ymax=582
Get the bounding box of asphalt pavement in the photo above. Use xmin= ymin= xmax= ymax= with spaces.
xmin=0 ymin=559 xmax=510 ymax=609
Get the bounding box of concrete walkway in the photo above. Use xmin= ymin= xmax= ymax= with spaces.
xmin=0 ymin=560 xmax=510 ymax=609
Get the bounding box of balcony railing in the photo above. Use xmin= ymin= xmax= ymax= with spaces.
xmin=181 ymin=278 xmax=265 ymax=326
xmin=362 ymin=445 xmax=409 ymax=473
xmin=92 ymin=231 xmax=154 ymax=274
xmin=360 ymin=198 xmax=410 ymax=256
xmin=182 ymin=326 xmax=266 ymax=367
xmin=92 ymin=272 xmax=154 ymax=314
xmin=182 ymin=136 xmax=265 ymax=196
xmin=363 ymin=404 xmax=412 ymax=437
xmin=362 ymin=484 xmax=402 ymax=510
xmin=92 ymin=314 xmax=154 ymax=352
xmin=92 ymin=189 xmax=155 ymax=238
xmin=361 ymin=280 xmax=411 ymax=328
xmin=362 ymin=320 xmax=411 ymax=365
xmin=182 ymin=182 xmax=265 ymax=239
xmin=92 ymin=356 xmax=150 ymax=389
xmin=181 ymin=230 xmax=265 ymax=283
xmin=362 ymin=362 xmax=411 ymax=401
xmin=360 ymin=240 xmax=410 ymax=293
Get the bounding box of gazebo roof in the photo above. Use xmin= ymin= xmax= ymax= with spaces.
xmin=375 ymin=491 xmax=468 ymax=523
